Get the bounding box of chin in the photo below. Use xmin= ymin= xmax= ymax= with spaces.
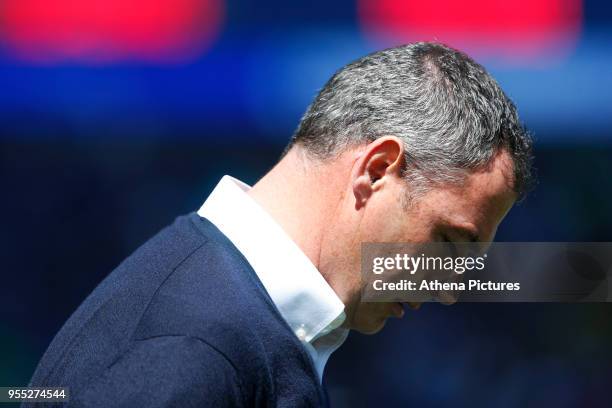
xmin=352 ymin=316 xmax=388 ymax=335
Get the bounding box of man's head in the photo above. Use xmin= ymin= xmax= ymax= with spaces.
xmin=250 ymin=42 xmax=534 ymax=334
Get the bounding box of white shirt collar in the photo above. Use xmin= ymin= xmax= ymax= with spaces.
xmin=197 ymin=176 xmax=347 ymax=345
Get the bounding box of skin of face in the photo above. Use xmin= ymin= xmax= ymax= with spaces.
xmin=318 ymin=136 xmax=517 ymax=334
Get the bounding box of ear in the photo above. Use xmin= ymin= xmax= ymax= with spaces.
xmin=351 ymin=136 xmax=404 ymax=210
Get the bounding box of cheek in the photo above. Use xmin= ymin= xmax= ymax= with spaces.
xmin=360 ymin=198 xmax=411 ymax=240
xmin=404 ymin=217 xmax=438 ymax=242
xmin=369 ymin=205 xmax=436 ymax=242
xmin=359 ymin=188 xmax=441 ymax=242
xmin=360 ymin=209 xmax=407 ymax=242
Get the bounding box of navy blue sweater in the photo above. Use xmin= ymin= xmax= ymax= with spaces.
xmin=27 ymin=213 xmax=328 ymax=407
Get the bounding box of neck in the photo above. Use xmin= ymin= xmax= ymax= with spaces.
xmin=247 ymin=148 xmax=329 ymax=270
xmin=247 ymin=146 xmax=363 ymax=314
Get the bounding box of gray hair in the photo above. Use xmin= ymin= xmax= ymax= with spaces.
xmin=286 ymin=42 xmax=534 ymax=199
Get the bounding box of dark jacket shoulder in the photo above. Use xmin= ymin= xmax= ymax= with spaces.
xmin=28 ymin=213 xmax=325 ymax=407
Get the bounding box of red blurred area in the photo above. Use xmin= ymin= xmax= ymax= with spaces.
xmin=359 ymin=0 xmax=582 ymax=62
xmin=0 ymin=0 xmax=223 ymax=63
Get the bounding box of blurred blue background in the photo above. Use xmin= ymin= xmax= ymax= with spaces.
xmin=1 ymin=0 xmax=611 ymax=406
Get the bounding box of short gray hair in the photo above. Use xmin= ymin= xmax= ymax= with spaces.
xmin=287 ymin=42 xmax=534 ymax=199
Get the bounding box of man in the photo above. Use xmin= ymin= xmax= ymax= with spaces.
xmin=27 ymin=42 xmax=533 ymax=406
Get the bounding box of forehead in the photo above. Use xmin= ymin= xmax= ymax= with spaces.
xmin=421 ymin=151 xmax=517 ymax=241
